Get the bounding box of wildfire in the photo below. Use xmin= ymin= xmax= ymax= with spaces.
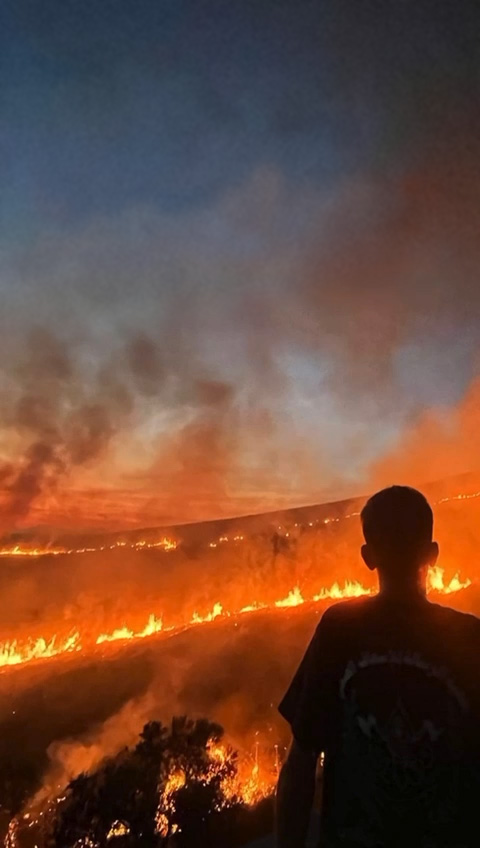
xmin=106 ymin=820 xmax=130 ymax=840
xmin=0 ymin=631 xmax=82 ymax=669
xmin=2 ymin=486 xmax=479 ymax=561
xmin=155 ymin=737 xmax=276 ymax=835
xmin=96 ymin=613 xmax=164 ymax=644
xmin=7 ymin=741 xmax=279 ymax=845
xmin=0 ymin=566 xmax=474 ymax=846
xmin=0 ymin=487 xmax=475 ymax=672
xmin=0 ymin=536 xmax=177 ymax=559
xmin=0 ymin=567 xmax=471 ymax=673
xmin=211 ymin=740 xmax=277 ymax=807
xmin=156 ymin=771 xmax=186 ymax=837
xmin=427 ymin=565 xmax=470 ymax=594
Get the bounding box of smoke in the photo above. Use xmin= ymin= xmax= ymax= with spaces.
xmin=1 ymin=0 xmax=480 ymax=528
xmin=1 ymin=123 xmax=480 ymax=528
xmin=31 ymin=693 xmax=157 ymax=808
xmin=3 ymin=3 xmax=480 ymax=837
xmin=0 ymin=329 xmax=135 ymax=532
xmin=3 ymin=482 xmax=480 ymax=821
xmin=125 ymin=334 xmax=165 ymax=397
xmin=20 ymin=539 xmax=480 ymax=817
xmin=371 ymin=377 xmax=480 ymax=488
xmin=295 ymin=138 xmax=480 ymax=387
xmin=24 ymin=602 xmax=315 ymax=813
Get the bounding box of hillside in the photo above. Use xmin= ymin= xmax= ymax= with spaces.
xmin=1 ymin=474 xmax=479 ymax=844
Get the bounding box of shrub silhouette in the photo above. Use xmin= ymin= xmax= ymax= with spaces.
xmin=42 ymin=716 xmax=243 ymax=847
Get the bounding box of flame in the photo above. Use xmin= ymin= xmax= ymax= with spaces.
xmin=0 ymin=631 xmax=82 ymax=668
xmin=213 ymin=741 xmax=277 ymax=807
xmin=164 ymin=771 xmax=187 ymax=794
xmin=96 ymin=613 xmax=164 ymax=645
xmin=2 ymin=558 xmax=474 ymax=842
xmin=275 ymin=586 xmax=305 ymax=608
xmin=313 ymin=579 xmax=372 ymax=601
xmin=106 ymin=820 xmax=130 ymax=840
xmin=191 ymin=602 xmax=225 ymax=624
xmin=1 ymin=487 xmax=477 ymax=845
xmin=426 ymin=565 xmax=471 ymax=593
xmin=2 ymin=486 xmax=479 ymax=561
xmin=0 ymin=566 xmax=471 ymax=673
xmin=0 ymin=487 xmax=475 ymax=673
xmin=0 ymin=536 xmax=177 ymax=559
xmin=6 ymin=739 xmax=279 ymax=846
xmin=155 ymin=770 xmax=186 ymax=837
xmin=155 ymin=739 xmax=277 ymax=829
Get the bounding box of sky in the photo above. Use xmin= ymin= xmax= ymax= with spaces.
xmin=1 ymin=0 xmax=480 ymax=531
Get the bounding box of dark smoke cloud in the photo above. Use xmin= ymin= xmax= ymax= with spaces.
xmin=0 ymin=330 xmax=135 ymax=531
xmin=3 ymin=137 xmax=480 ymax=530
xmin=3 ymin=443 xmax=63 ymax=525
xmin=1 ymin=4 xmax=480 ymax=527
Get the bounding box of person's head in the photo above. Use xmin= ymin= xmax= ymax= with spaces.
xmin=360 ymin=486 xmax=438 ymax=587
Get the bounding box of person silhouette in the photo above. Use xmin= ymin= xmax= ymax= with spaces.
xmin=276 ymin=486 xmax=480 ymax=848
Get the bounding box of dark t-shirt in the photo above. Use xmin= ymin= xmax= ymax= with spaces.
xmin=279 ymin=595 xmax=480 ymax=848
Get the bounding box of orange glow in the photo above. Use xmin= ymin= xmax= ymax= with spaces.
xmin=207 ymin=739 xmax=277 ymax=807
xmin=7 ymin=738 xmax=279 ymax=845
xmin=155 ymin=738 xmax=277 ymax=826
xmin=2 ymin=488 xmax=478 ymax=840
xmin=0 ymin=536 xmax=177 ymax=559
xmin=0 ymin=631 xmax=82 ymax=668
xmin=106 ymin=820 xmax=131 ymax=840
xmin=0 ymin=565 xmax=470 ymax=672
xmin=426 ymin=565 xmax=470 ymax=593
xmin=1 ymin=487 xmax=479 ymax=561
xmin=96 ymin=613 xmax=164 ymax=645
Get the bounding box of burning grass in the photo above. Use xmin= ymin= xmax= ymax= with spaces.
xmin=0 ymin=566 xmax=470 ymax=671
xmin=0 ymin=484 xmax=475 ymax=672
xmin=0 ymin=482 xmax=478 ymax=844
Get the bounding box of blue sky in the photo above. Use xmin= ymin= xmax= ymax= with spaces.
xmin=1 ymin=0 xmax=480 ymax=527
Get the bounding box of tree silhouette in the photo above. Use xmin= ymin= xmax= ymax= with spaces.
xmin=43 ymin=716 xmax=240 ymax=848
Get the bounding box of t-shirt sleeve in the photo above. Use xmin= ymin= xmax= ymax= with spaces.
xmin=278 ymin=609 xmax=339 ymax=754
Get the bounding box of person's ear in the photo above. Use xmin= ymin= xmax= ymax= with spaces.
xmin=361 ymin=544 xmax=376 ymax=571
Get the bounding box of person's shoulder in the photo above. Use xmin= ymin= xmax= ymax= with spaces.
xmin=318 ymin=595 xmax=375 ymax=629
xmin=428 ymin=601 xmax=480 ymax=635
xmin=307 ymin=598 xmax=374 ymax=655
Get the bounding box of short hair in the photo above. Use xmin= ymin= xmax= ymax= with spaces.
xmin=361 ymin=486 xmax=433 ymax=562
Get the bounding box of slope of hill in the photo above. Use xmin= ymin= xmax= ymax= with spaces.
xmin=0 ymin=580 xmax=478 ymax=832
xmin=1 ymin=473 xmax=479 ymax=844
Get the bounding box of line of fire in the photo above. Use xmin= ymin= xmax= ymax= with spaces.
xmin=0 ymin=480 xmax=478 ymax=845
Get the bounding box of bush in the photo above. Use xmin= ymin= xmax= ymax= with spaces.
xmin=30 ymin=716 xmax=267 ymax=848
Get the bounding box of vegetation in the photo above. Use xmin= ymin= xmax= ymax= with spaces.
xmin=8 ymin=716 xmax=273 ymax=848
